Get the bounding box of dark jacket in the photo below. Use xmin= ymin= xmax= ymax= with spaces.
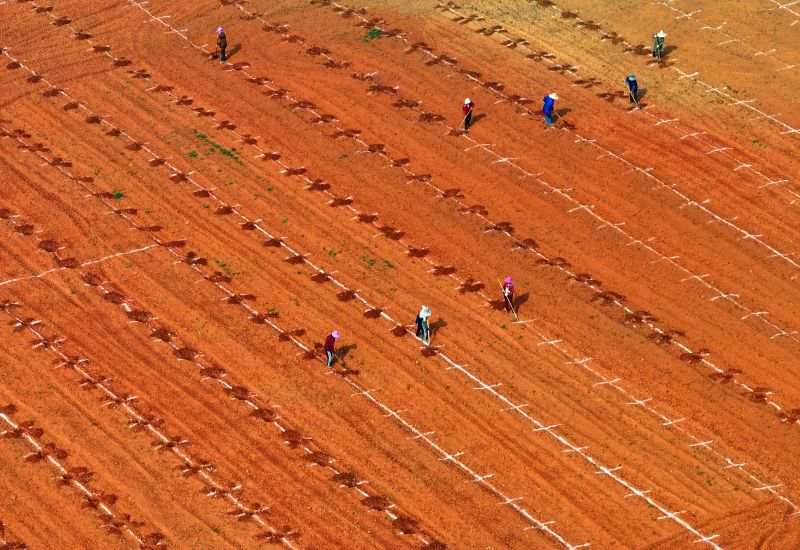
xmin=217 ymin=32 xmax=227 ymax=49
xmin=324 ymin=334 xmax=335 ymax=353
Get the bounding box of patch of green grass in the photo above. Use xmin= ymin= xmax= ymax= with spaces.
xmin=202 ymin=204 xmax=210 ymax=209
xmin=360 ymin=255 xmax=376 ymax=268
xmin=144 ymin=209 xmax=152 ymax=215
xmin=281 ymin=217 xmax=289 ymax=223
xmin=382 ymin=259 xmax=395 ymax=269
xmin=123 ymin=262 xmax=133 ymax=268
xmin=266 ymin=186 xmax=273 ymax=192
xmin=363 ymin=27 xmax=383 ymax=42
xmin=325 ymin=247 xmax=339 ymax=257
xmin=112 ymin=189 xmax=125 ymax=200
xmin=193 ymin=132 xmax=242 ymax=164
xmin=217 ymin=261 xmax=234 ymax=277
xmin=211 ymin=527 xmax=221 ymax=535
xmin=187 ymin=150 xmax=198 ymax=158
xmin=724 ymin=83 xmax=739 ymax=93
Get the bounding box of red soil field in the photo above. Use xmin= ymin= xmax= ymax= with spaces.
xmin=0 ymin=0 xmax=798 ymax=547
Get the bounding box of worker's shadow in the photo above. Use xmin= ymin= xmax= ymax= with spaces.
xmin=661 ymin=45 xmax=677 ymax=58
xmin=429 ymin=318 xmax=447 ymax=340
xmin=226 ymin=44 xmax=242 ymax=60
xmin=487 ymin=293 xmax=530 ymax=315
xmin=514 ymin=293 xmax=530 ymax=314
xmin=637 ymin=88 xmax=648 ymax=100
xmin=555 ymin=108 xmax=572 ymax=117
xmin=337 ymin=343 xmax=358 ymax=359
xmin=470 ymin=113 xmax=487 ymax=127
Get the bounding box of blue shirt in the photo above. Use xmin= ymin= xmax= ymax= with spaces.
xmin=542 ymin=96 xmax=555 ymax=116
xmin=626 ymin=78 xmax=638 ymax=93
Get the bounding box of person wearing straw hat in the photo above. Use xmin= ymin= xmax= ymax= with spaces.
xmin=462 ymin=98 xmax=475 ymax=131
xmin=542 ymin=92 xmax=558 ymax=126
xmin=324 ymin=330 xmax=341 ymax=368
xmin=501 ymin=277 xmax=515 ymax=313
xmin=652 ymin=30 xmax=666 ymax=59
xmin=216 ymin=27 xmax=228 ymax=64
xmin=415 ymin=305 xmax=432 ymax=344
xmin=625 ymin=74 xmax=639 ymax=103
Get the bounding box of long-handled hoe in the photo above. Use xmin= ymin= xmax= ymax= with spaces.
xmin=498 ymin=280 xmax=519 ymax=322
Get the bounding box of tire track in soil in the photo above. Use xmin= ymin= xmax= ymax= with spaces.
xmin=104 ymin=0 xmax=800 ymax=431
xmin=21 ymin=0 xmax=800 ymax=519
xmin=0 ymin=21 xmax=739 ymax=550
xmin=0 ymin=145 xmax=445 ymax=547
xmin=0 ymin=114 xmax=581 ymax=546
xmin=0 ymin=403 xmax=160 ymax=548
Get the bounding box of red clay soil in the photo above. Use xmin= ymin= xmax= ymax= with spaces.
xmin=0 ymin=0 xmax=799 ymax=548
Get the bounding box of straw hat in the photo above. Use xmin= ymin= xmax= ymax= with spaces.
xmin=656 ymin=30 xmax=666 ymax=38
xmin=419 ymin=306 xmax=432 ymax=318
xmin=548 ymin=93 xmax=559 ymax=100
xmin=464 ymin=98 xmax=471 ymax=104
xmin=331 ymin=330 xmax=341 ymax=339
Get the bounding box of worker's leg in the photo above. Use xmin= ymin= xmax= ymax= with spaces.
xmin=465 ymin=112 xmax=472 ymax=131
xmin=326 ymin=350 xmax=333 ymax=368
xmin=220 ymin=46 xmax=227 ymax=63
xmin=545 ymin=114 xmax=553 ymax=125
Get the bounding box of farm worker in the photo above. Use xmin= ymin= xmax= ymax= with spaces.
xmin=625 ymin=74 xmax=638 ymax=103
xmin=217 ymin=27 xmax=228 ymax=63
xmin=324 ymin=330 xmax=340 ymax=368
xmin=652 ymin=30 xmax=666 ymax=59
xmin=462 ymin=98 xmax=475 ymax=131
xmin=542 ymin=93 xmax=558 ymax=126
xmin=502 ymin=277 xmax=515 ymax=312
xmin=415 ymin=305 xmax=431 ymax=344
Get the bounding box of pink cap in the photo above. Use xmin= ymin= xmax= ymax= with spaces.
xmin=331 ymin=330 xmax=341 ymax=339
xmin=504 ymin=277 xmax=513 ymax=284
xmin=217 ymin=27 xmax=224 ymax=34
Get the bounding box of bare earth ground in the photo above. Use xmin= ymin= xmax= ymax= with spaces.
xmin=0 ymin=0 xmax=798 ymax=548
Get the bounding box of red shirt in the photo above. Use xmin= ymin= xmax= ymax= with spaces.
xmin=324 ymin=335 xmax=336 ymax=353
xmin=502 ymin=282 xmax=514 ymax=297
xmin=462 ymin=102 xmax=474 ymax=115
